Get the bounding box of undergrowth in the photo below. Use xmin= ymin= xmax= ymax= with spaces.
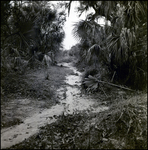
xmin=9 ymin=92 xmax=147 ymax=149
xmin=1 ymin=72 xmax=54 ymax=103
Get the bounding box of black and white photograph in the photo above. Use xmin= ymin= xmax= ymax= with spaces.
xmin=1 ymin=1 xmax=147 ymax=149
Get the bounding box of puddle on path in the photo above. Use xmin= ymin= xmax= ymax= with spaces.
xmin=1 ymin=62 xmax=108 ymax=149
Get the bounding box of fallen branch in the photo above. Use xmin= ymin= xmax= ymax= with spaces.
xmin=98 ymin=80 xmax=135 ymax=91
xmin=88 ymin=75 xmax=135 ymax=92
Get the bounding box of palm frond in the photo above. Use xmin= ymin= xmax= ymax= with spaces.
xmin=83 ymin=75 xmax=99 ymax=92
xmin=67 ymin=0 xmax=72 ymax=17
xmin=72 ymin=20 xmax=91 ymax=42
xmin=72 ymin=19 xmax=102 ymax=44
xmin=86 ymin=44 xmax=101 ymax=66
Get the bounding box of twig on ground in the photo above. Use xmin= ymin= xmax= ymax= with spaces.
xmin=100 ymin=86 xmax=108 ymax=98
xmin=116 ymin=111 xmax=124 ymax=123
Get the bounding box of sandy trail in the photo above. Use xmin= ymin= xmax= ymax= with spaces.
xmin=1 ymin=62 xmax=108 ymax=149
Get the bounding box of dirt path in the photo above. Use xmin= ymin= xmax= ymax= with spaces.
xmin=1 ymin=62 xmax=109 ymax=149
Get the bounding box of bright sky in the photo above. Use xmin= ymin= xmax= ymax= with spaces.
xmin=52 ymin=1 xmax=109 ymax=50
xmin=62 ymin=1 xmax=88 ymax=50
xmin=10 ymin=1 xmax=109 ymax=50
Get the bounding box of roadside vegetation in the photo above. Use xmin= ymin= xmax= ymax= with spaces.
xmin=71 ymin=1 xmax=147 ymax=91
xmin=9 ymin=91 xmax=147 ymax=149
xmin=1 ymin=1 xmax=66 ymax=96
xmin=1 ymin=1 xmax=147 ymax=149
xmin=1 ymin=1 xmax=71 ymax=129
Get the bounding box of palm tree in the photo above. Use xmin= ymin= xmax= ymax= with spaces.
xmin=69 ymin=1 xmax=147 ymax=90
xmin=1 ymin=1 xmax=66 ymax=73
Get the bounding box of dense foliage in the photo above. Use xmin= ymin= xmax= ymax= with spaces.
xmin=1 ymin=1 xmax=66 ymax=77
xmin=70 ymin=1 xmax=147 ymax=90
